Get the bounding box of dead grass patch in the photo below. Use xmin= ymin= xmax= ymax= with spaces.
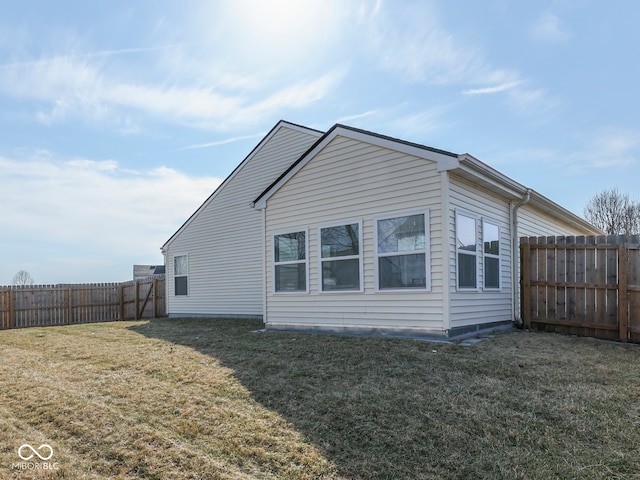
xmin=1 ymin=318 xmax=640 ymax=479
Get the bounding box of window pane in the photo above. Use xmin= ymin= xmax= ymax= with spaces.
xmin=458 ymin=253 xmax=477 ymax=288
xmin=379 ymin=253 xmax=426 ymax=289
xmin=175 ymin=276 xmax=188 ymax=296
xmin=485 ymin=257 xmax=500 ymax=289
xmin=457 ymin=214 xmax=477 ymax=252
xmin=322 ymin=259 xmax=360 ymax=290
xmin=174 ymin=255 xmax=188 ymax=275
xmin=275 ymin=264 xmax=306 ymax=292
xmin=321 ymin=224 xmax=359 ymax=258
xmin=378 ymin=214 xmax=425 ymax=253
xmin=484 ymin=223 xmax=500 ymax=255
xmin=275 ymin=232 xmax=305 ymax=262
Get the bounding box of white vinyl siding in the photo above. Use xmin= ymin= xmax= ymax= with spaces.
xmin=164 ymin=125 xmax=321 ymax=317
xmin=264 ymin=135 xmax=446 ymax=333
xmin=448 ymin=175 xmax=513 ymax=329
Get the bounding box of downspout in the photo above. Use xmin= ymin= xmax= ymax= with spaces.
xmin=261 ymin=206 xmax=267 ymax=328
xmin=511 ymin=189 xmax=531 ymax=326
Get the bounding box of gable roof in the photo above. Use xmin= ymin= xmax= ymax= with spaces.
xmin=252 ymin=123 xmax=459 ymax=209
xmin=251 ymin=122 xmax=601 ymax=235
xmin=161 ymin=120 xmax=323 ymax=252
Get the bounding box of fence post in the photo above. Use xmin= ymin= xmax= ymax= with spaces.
xmin=618 ymin=244 xmax=628 ymax=342
xmin=135 ymin=281 xmax=140 ymax=320
xmin=66 ymin=287 xmax=73 ymax=325
xmin=9 ymin=287 xmax=14 ymax=329
xmin=521 ymin=240 xmax=531 ymax=329
xmin=153 ymin=277 xmax=158 ymax=318
xmin=119 ymin=284 xmax=125 ymax=321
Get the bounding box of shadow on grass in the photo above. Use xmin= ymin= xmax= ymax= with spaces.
xmin=127 ymin=317 xmax=640 ymax=480
xmin=129 ymin=317 xmax=484 ymax=479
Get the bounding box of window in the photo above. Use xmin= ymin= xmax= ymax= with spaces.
xmin=274 ymin=231 xmax=307 ymax=292
xmin=456 ymin=213 xmax=478 ymax=289
xmin=174 ymin=255 xmax=188 ymax=296
xmin=320 ymin=222 xmax=361 ymax=291
xmin=376 ymin=212 xmax=429 ymax=290
xmin=483 ymin=221 xmax=501 ymax=289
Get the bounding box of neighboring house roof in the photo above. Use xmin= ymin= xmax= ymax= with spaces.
xmin=252 ymin=123 xmax=601 ymax=235
xmin=133 ymin=265 xmax=165 ymax=278
xmin=161 ymin=120 xmax=323 ymax=252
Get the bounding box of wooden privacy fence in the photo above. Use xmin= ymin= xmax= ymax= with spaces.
xmin=0 ymin=275 xmax=165 ymax=330
xmin=521 ymin=236 xmax=640 ymax=342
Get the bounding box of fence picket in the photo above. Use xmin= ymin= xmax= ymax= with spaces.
xmin=0 ymin=275 xmax=165 ymax=330
xmin=521 ymin=236 xmax=640 ymax=343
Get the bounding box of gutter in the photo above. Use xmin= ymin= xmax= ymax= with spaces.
xmin=510 ymin=189 xmax=531 ymax=326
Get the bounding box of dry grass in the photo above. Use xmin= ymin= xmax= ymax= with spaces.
xmin=1 ymin=318 xmax=640 ymax=479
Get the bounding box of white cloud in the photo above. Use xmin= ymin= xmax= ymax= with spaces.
xmin=361 ymin=1 xmax=514 ymax=87
xmin=0 ymin=153 xmax=222 ymax=281
xmin=462 ymin=81 xmax=524 ymax=96
xmin=577 ymin=128 xmax=640 ymax=169
xmin=531 ymin=12 xmax=572 ymax=43
xmin=177 ymin=133 xmax=266 ymax=151
xmin=0 ymin=50 xmax=344 ymax=131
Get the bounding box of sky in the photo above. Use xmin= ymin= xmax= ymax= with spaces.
xmin=1 ymin=0 xmax=639 ymax=285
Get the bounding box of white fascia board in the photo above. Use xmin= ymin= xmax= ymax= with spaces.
xmin=527 ymin=190 xmax=604 ymax=235
xmin=254 ymin=125 xmax=459 ymax=209
xmin=458 ymin=153 xmax=602 ymax=235
xmin=162 ymin=121 xmax=322 ymax=250
xmin=456 ymin=153 xmax=526 ymax=200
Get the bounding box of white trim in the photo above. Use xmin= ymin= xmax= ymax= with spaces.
xmin=317 ymin=218 xmax=364 ymax=294
xmin=482 ymin=219 xmax=502 ymax=291
xmin=373 ymin=209 xmax=431 ymax=293
xmin=272 ymin=227 xmax=309 ymax=294
xmin=440 ymin=171 xmax=451 ymax=331
xmin=455 ymin=210 xmax=479 ymax=291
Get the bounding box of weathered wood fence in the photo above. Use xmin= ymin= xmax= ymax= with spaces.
xmin=521 ymin=236 xmax=640 ymax=342
xmin=0 ymin=275 xmax=165 ymax=330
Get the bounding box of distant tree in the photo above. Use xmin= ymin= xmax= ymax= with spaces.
xmin=584 ymin=188 xmax=640 ymax=235
xmin=12 ymin=270 xmax=34 ymax=286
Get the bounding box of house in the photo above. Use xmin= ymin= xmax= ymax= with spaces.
xmin=161 ymin=121 xmax=323 ymax=318
xmin=163 ymin=120 xmax=601 ymax=337
xmin=133 ymin=265 xmax=165 ymax=281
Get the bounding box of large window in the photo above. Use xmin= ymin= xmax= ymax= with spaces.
xmin=320 ymin=222 xmax=361 ymax=291
xmin=274 ymin=231 xmax=307 ymax=292
xmin=174 ymin=255 xmax=188 ymax=296
xmin=483 ymin=221 xmax=501 ymax=289
xmin=456 ymin=213 xmax=478 ymax=289
xmin=376 ymin=212 xmax=428 ymax=290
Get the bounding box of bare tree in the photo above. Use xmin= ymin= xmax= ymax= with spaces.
xmin=584 ymin=188 xmax=640 ymax=235
xmin=12 ymin=270 xmax=35 ymax=286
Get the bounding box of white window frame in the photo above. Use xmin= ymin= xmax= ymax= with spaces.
xmin=317 ymin=219 xmax=363 ymax=293
xmin=272 ymin=228 xmax=309 ymax=294
xmin=482 ymin=220 xmax=501 ymax=291
xmin=456 ymin=211 xmax=479 ymax=291
xmin=374 ymin=209 xmax=430 ymax=292
xmin=173 ymin=254 xmax=189 ymax=296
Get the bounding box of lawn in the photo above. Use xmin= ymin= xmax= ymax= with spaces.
xmin=1 ymin=318 xmax=640 ymax=479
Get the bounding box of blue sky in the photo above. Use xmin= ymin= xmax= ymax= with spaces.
xmin=1 ymin=0 xmax=638 ymax=284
